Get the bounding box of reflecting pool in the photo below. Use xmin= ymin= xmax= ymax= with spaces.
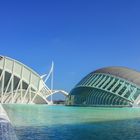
xmin=3 ymin=104 xmax=140 ymax=140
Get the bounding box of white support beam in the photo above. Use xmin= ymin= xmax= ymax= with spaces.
xmin=1 ymin=72 xmax=5 ymax=103
xmin=12 ymin=80 xmax=22 ymax=103
xmin=22 ymin=86 xmax=30 ymax=103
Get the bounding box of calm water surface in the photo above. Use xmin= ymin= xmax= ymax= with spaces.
xmin=3 ymin=104 xmax=140 ymax=140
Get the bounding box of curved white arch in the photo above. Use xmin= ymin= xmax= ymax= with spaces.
xmin=46 ymin=90 xmax=68 ymax=99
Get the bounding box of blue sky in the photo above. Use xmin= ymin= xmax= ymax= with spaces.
xmin=0 ymin=0 xmax=140 ymax=92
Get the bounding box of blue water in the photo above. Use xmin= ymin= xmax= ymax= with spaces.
xmin=3 ymin=105 xmax=140 ymax=140
xmin=0 ymin=118 xmax=18 ymax=140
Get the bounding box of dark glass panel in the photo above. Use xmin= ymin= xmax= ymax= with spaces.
xmin=124 ymin=91 xmax=131 ymax=98
xmin=22 ymin=81 xmax=28 ymax=90
xmin=107 ymin=79 xmax=118 ymax=91
xmin=112 ymin=83 xmax=121 ymax=93
xmin=118 ymin=86 xmax=126 ymax=95
xmin=133 ymin=89 xmax=140 ymax=100
xmin=13 ymin=76 xmax=20 ymax=90
xmin=4 ymin=71 xmax=11 ymax=92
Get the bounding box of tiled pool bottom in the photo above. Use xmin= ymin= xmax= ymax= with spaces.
xmin=3 ymin=105 xmax=140 ymax=140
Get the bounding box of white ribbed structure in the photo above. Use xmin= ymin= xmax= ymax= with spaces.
xmin=0 ymin=56 xmax=53 ymax=104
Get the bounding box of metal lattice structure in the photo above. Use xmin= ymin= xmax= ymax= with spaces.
xmin=0 ymin=56 xmax=68 ymax=104
xmin=66 ymin=67 xmax=140 ymax=107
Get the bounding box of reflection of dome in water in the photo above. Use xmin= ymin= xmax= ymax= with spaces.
xmin=66 ymin=67 xmax=140 ymax=107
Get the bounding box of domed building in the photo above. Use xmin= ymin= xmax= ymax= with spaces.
xmin=66 ymin=67 xmax=140 ymax=107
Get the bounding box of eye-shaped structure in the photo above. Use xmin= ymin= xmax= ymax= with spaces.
xmin=0 ymin=56 xmax=52 ymax=104
xmin=66 ymin=67 xmax=140 ymax=107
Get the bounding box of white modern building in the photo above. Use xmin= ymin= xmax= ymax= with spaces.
xmin=0 ymin=56 xmax=68 ymax=104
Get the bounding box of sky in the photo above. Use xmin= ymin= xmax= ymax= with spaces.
xmin=0 ymin=0 xmax=140 ymax=92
